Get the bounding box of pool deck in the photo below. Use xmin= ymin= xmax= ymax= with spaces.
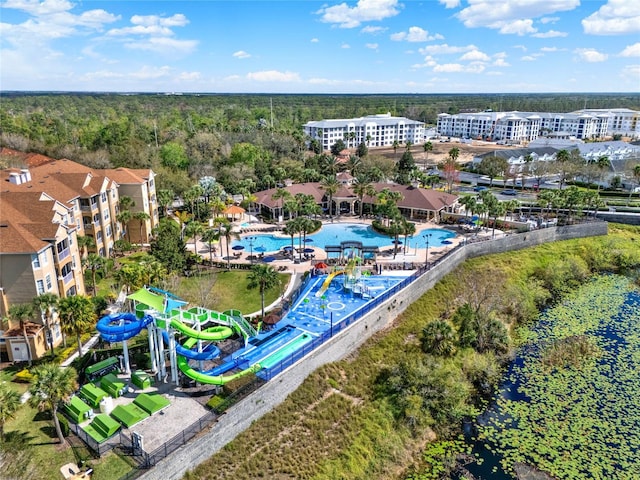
xmin=187 ymin=217 xmax=503 ymax=278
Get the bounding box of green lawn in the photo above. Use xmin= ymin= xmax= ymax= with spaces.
xmin=176 ymin=270 xmax=290 ymax=315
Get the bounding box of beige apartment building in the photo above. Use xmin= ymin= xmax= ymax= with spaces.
xmin=0 ymin=191 xmax=82 ymax=361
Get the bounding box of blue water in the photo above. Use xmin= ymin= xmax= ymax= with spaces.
xmin=232 ymin=223 xmax=456 ymax=253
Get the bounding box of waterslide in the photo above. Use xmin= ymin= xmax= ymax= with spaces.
xmin=97 ymin=313 xmax=155 ymax=343
xmin=161 ymin=330 xmax=222 ymax=361
xmin=315 ymin=270 xmax=345 ymax=297
xmin=177 ymin=355 xmax=261 ymax=385
xmin=165 ymin=318 xmax=233 ymax=341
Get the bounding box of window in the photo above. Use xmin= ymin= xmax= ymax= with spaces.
xmin=32 ymin=254 xmax=41 ymax=269
xmin=103 ymin=208 xmax=109 ymax=221
xmin=96 ymin=231 xmax=103 ymax=242
xmin=42 ymin=250 xmax=48 ymax=266
xmin=106 ymin=225 xmax=112 ymax=237
xmin=101 ymin=192 xmax=107 ymax=203
xmin=37 ymin=280 xmax=45 ymax=294
xmin=45 ymin=275 xmax=52 ymax=291
xmin=68 ymin=234 xmax=73 ymax=245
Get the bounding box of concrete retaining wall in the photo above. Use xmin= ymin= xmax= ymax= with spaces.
xmin=139 ymin=221 xmax=608 ymax=480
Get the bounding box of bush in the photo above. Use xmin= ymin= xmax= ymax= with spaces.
xmin=13 ymin=368 xmax=33 ymax=383
xmin=206 ymin=395 xmax=227 ymax=412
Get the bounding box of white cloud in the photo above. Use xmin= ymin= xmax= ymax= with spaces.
xmin=493 ymin=58 xmax=510 ymax=67
xmin=233 ymin=50 xmax=251 ymax=59
xmin=390 ymin=26 xmax=443 ymax=42
xmin=1 ymin=0 xmax=119 ymax=46
xmin=456 ymin=0 xmax=579 ymax=34
xmin=621 ymin=64 xmax=640 ymax=79
xmin=130 ymin=14 xmax=188 ymax=27
xmin=540 ymin=46 xmax=560 ymax=52
xmin=574 ymin=48 xmax=608 ymax=62
xmin=366 ymin=43 xmax=378 ymax=50
xmin=107 ymin=25 xmax=174 ymax=36
xmin=460 ymin=49 xmax=490 ymax=61
xmin=532 ymin=30 xmax=568 ymax=38
xmin=419 ymin=43 xmax=477 ymax=55
xmin=582 ymin=0 xmax=640 ymax=35
xmin=342 ymin=43 xmax=351 ymax=49
xmin=246 ymin=70 xmax=301 ymax=82
xmin=498 ymin=19 xmax=536 ymax=36
xmin=176 ymin=71 xmax=201 ymax=82
xmin=439 ymin=0 xmax=461 ymax=8
xmin=361 ymin=25 xmax=387 ymax=34
xmin=311 ymin=38 xmax=319 ymax=43
xmin=619 ymin=43 xmax=640 ymax=57
xmin=124 ymin=37 xmax=198 ymax=54
xmin=539 ymin=16 xmax=560 ymax=24
xmin=521 ymin=55 xmax=538 ymax=61
xmin=317 ymin=0 xmax=401 ymax=29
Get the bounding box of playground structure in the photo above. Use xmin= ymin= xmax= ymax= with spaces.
xmin=315 ymin=256 xmax=372 ymax=299
xmin=96 ymin=286 xmax=259 ymax=386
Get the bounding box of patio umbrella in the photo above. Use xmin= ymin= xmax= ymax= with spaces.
xmin=263 ymin=256 xmax=276 ymax=263
xmin=232 ymin=245 xmax=245 ymax=251
xmin=282 ymin=246 xmax=293 ymax=251
xmin=254 ymin=246 xmax=267 ymax=252
xmin=315 ymin=262 xmax=328 ymax=269
xmin=304 ymin=238 xmax=314 ymax=243
xmin=392 ymin=240 xmax=402 ymax=244
xmin=304 ymin=248 xmax=315 ymax=253
xmin=442 ymin=239 xmax=453 ymax=245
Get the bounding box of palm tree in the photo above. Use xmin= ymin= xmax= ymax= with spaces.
xmin=352 ymin=176 xmax=376 ymax=217
xmin=271 ymin=188 xmax=291 ymax=222
xmin=133 ymin=211 xmax=151 ymax=245
xmin=459 ymin=195 xmax=477 ymax=219
xmin=0 ymin=384 xmax=21 ymax=442
xmin=119 ymin=195 xmax=135 ymax=212
xmin=201 ymin=227 xmax=220 ymax=263
xmin=57 ymin=295 xmax=96 ymax=357
xmin=392 ymin=139 xmax=400 ymax=159
xmin=283 ymin=219 xmax=299 ymax=259
xmin=156 ymin=188 xmax=174 ymax=218
xmin=33 ymin=293 xmax=59 ymax=357
xmin=628 ymin=164 xmax=640 ymax=205
xmin=173 ymin=210 xmax=192 ymax=241
xmin=320 ymin=175 xmax=339 ymax=220
xmin=76 ymin=235 xmax=95 ymax=258
xmin=116 ymin=210 xmax=133 ymax=243
xmin=448 ymin=146 xmax=460 ymax=163
xmin=219 ymin=220 xmax=239 ymax=270
xmin=247 ymin=264 xmax=281 ymax=320
xmin=421 ymin=320 xmax=456 ymax=357
xmin=185 ymin=221 xmax=205 ymax=256
xmin=8 ymin=303 xmax=34 ymax=365
xmin=83 ymin=253 xmax=105 ymax=297
xmin=28 ymin=364 xmax=77 ymax=444
xmin=422 ymin=141 xmax=433 ymax=171
xmin=401 ymin=218 xmax=416 ymax=255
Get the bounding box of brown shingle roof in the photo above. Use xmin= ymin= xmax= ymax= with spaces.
xmin=0 ymin=191 xmax=61 ymax=253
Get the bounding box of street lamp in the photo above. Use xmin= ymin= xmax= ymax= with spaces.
xmin=247 ymin=236 xmax=257 ymax=264
xmin=423 ymin=233 xmax=432 ymax=268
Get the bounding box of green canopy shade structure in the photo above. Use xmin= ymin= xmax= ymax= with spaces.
xmin=134 ymin=393 xmax=170 ymax=415
xmin=63 ymin=396 xmax=92 ymax=424
xmin=80 ymin=383 xmax=108 ymax=408
xmin=131 ymin=370 xmax=152 ymax=389
xmin=99 ymin=373 xmax=127 ymax=398
xmin=110 ymin=403 xmax=149 ymax=428
xmin=82 ymin=414 xmax=120 ymax=443
xmin=127 ymin=288 xmax=166 ymax=313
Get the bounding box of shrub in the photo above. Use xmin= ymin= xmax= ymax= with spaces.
xmin=206 ymin=395 xmax=227 ymax=412
xmin=13 ymin=368 xmax=33 ymax=383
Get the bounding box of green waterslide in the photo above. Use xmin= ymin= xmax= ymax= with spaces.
xmin=159 ymin=318 xmax=233 ymax=341
xmin=177 ymin=355 xmax=261 ymax=385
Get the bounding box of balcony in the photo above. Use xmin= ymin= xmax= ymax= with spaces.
xmin=57 ymin=247 xmax=70 ymax=261
xmin=58 ymin=271 xmax=74 ymax=285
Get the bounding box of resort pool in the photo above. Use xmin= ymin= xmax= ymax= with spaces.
xmin=232 ymin=223 xmax=455 ymax=252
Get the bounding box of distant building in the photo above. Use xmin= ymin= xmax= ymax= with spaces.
xmin=437 ymin=108 xmax=640 ymax=143
xmin=303 ymin=113 xmax=426 ymax=152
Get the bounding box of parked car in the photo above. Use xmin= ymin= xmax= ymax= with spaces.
xmin=473 ymin=185 xmax=488 ymax=192
xmin=501 ymin=189 xmax=518 ymax=196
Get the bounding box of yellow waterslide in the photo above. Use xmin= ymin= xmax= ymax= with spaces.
xmin=315 ymin=270 xmax=345 ymax=297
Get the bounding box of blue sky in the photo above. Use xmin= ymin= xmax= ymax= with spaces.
xmin=1 ymin=0 xmax=638 ymax=93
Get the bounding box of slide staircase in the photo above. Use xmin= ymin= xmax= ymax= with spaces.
xmin=224 ymin=309 xmax=257 ymax=343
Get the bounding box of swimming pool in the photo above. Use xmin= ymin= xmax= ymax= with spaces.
xmin=233 ymin=223 xmax=456 ymax=252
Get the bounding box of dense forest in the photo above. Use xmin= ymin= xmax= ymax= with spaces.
xmin=1 ymin=93 xmax=638 ymax=196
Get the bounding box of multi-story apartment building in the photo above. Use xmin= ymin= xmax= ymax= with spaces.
xmin=104 ymin=168 xmax=159 ymax=245
xmin=0 ymin=191 xmax=82 ymax=361
xmin=304 ymin=113 xmax=426 ymax=152
xmin=0 ymin=149 xmax=158 ymax=254
xmin=437 ymin=108 xmax=640 ymax=144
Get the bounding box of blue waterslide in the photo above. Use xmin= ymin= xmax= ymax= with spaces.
xmin=161 ymin=330 xmax=221 ymax=361
xmin=97 ymin=312 xmax=155 ymax=343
